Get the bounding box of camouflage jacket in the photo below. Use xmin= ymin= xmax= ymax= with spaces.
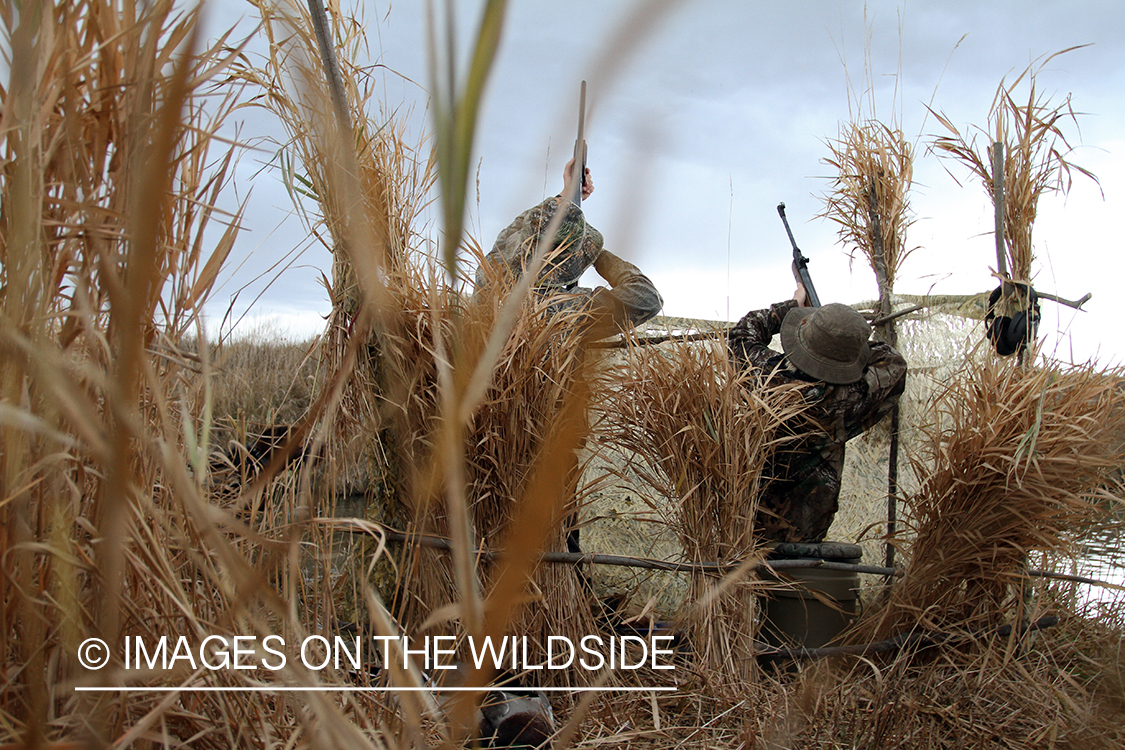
xmin=728 ymin=300 xmax=907 ymax=543
xmin=476 ymin=197 xmax=662 ymax=329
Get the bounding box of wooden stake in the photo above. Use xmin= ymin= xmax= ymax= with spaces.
xmin=992 ymin=141 xmax=1007 ymax=277
xmin=867 ymin=178 xmax=899 ymax=573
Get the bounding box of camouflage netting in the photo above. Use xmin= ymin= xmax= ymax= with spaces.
xmin=580 ymin=294 xmax=991 ymax=616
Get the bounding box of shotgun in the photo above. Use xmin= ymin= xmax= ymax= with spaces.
xmin=567 ymin=80 xmax=587 ymax=206
xmin=777 ymin=202 xmax=821 ymax=308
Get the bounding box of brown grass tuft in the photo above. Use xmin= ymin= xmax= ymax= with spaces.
xmin=861 ymin=355 xmax=1125 ymax=639
xmin=596 ymin=332 xmax=806 ymax=688
xmin=822 ymin=120 xmax=915 ymax=300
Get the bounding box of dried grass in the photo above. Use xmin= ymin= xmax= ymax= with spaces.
xmin=754 ymin=617 xmax=1125 ymax=750
xmin=929 ymin=48 xmax=1098 ymax=281
xmin=822 ymin=119 xmax=915 ymax=301
xmin=0 ymin=1 xmax=384 ymax=746
xmin=4 ymin=1 xmax=1125 ymax=748
xmin=546 ymin=601 xmax=1124 ymax=750
xmin=596 ymin=332 xmax=806 ymax=687
xmin=206 ymin=332 xmax=320 ymax=429
xmin=342 ymin=263 xmax=603 ymax=685
xmin=861 ymin=353 xmax=1125 ymax=639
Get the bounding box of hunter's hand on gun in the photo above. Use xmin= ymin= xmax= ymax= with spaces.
xmin=793 ymin=282 xmax=810 ymax=307
xmin=563 ymin=158 xmax=594 ymax=202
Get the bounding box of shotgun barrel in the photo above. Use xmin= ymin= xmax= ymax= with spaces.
xmin=568 ymin=80 xmax=587 ymax=206
xmin=778 ymin=202 xmax=821 ymax=308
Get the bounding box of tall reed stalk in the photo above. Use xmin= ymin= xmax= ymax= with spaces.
xmin=0 ymin=1 xmax=357 ymax=746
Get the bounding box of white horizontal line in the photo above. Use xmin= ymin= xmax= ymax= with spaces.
xmin=74 ymin=686 xmax=677 ymax=693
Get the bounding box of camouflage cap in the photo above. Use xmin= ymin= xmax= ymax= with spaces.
xmin=490 ymin=196 xmax=604 ymax=289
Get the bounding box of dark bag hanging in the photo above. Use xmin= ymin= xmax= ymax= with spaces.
xmin=986 ymin=282 xmax=1041 ymax=356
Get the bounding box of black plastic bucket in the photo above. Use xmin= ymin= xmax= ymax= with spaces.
xmin=759 ymin=541 xmax=863 ymax=653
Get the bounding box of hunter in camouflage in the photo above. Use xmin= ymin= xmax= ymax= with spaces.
xmin=475 ymin=160 xmax=663 ymax=566
xmin=474 ymin=162 xmax=662 ymax=330
xmin=480 ymin=196 xmax=604 ymax=291
xmin=728 ymin=292 xmax=907 ymax=543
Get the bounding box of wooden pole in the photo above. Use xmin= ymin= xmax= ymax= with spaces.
xmin=866 ymin=178 xmax=900 ymax=573
xmin=992 ymin=141 xmax=1007 ymax=277
xmin=993 ymin=138 xmax=1038 ymax=641
xmin=331 ymin=524 xmax=1125 ymax=589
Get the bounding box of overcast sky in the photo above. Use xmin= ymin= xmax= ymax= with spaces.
xmin=203 ymin=1 xmax=1125 ymax=364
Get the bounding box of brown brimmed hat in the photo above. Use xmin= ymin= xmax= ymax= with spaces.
xmin=780 ymin=303 xmax=872 ymax=384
